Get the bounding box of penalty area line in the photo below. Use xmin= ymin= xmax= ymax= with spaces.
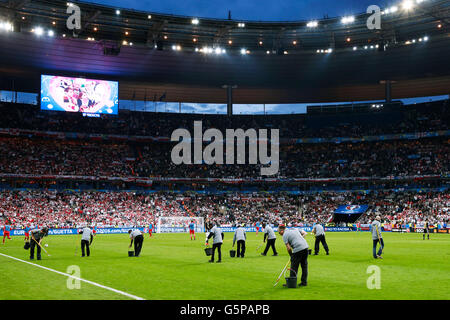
xmin=0 ymin=252 xmax=145 ymax=300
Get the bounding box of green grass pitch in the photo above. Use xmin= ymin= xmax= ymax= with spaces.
xmin=0 ymin=232 xmax=449 ymax=300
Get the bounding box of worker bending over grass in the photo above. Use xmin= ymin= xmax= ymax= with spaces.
xmin=278 ymin=225 xmax=309 ymax=287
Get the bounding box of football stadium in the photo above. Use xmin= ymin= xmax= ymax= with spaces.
xmin=0 ymin=0 xmax=449 ymax=305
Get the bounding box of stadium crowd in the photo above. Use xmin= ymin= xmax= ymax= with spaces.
xmin=0 ymin=99 xmax=448 ymax=232
xmin=0 ymin=136 xmax=448 ymax=179
xmin=0 ymin=99 xmax=448 ymax=139
xmin=0 ymin=190 xmax=448 ymax=229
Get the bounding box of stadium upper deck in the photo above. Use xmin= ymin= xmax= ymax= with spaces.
xmin=0 ymin=0 xmax=449 ymax=103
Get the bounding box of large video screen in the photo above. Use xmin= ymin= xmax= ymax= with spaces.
xmin=40 ymin=75 xmax=119 ymax=114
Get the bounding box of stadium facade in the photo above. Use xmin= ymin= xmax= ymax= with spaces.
xmin=0 ymin=0 xmax=449 ymax=104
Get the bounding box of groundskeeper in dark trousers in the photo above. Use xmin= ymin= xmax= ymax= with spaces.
xmin=129 ymin=229 xmax=144 ymax=257
xmin=233 ymin=224 xmax=246 ymax=258
xmin=278 ymin=225 xmax=309 ymax=287
xmin=312 ymin=223 xmax=329 ymax=255
xmin=30 ymin=227 xmax=49 ymax=260
xmin=79 ymin=226 xmax=94 ymax=257
xmin=262 ymin=223 xmax=277 ymax=256
xmin=207 ymin=224 xmax=224 ymax=263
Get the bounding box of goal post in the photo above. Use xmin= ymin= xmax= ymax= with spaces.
xmin=156 ymin=216 xmax=205 ymax=233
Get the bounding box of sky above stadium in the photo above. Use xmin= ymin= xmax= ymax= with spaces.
xmin=84 ymin=0 xmax=389 ymax=21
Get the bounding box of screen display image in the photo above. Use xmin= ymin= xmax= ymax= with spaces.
xmin=40 ymin=75 xmax=119 ymax=114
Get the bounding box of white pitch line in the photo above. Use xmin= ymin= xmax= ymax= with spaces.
xmin=0 ymin=253 xmax=145 ymax=300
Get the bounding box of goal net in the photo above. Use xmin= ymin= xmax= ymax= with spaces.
xmin=157 ymin=216 xmax=205 ymax=233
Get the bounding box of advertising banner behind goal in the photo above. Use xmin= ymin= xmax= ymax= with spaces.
xmin=157 ymin=216 xmax=204 ymax=233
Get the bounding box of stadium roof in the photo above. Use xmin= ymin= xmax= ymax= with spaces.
xmin=0 ymin=0 xmax=449 ymax=103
